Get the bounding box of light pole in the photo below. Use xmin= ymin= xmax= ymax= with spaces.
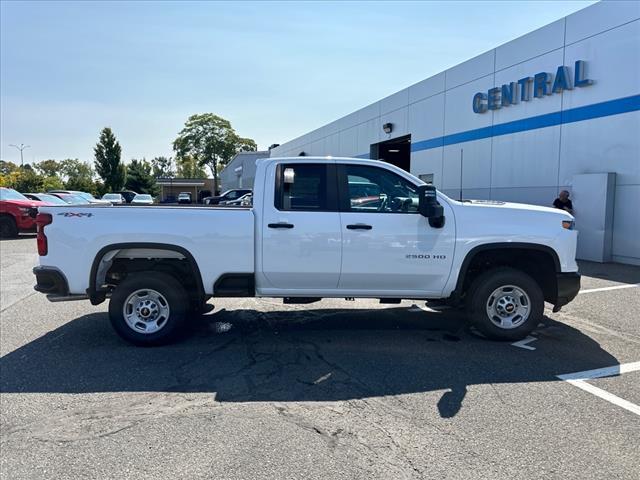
xmin=9 ymin=143 xmax=30 ymax=167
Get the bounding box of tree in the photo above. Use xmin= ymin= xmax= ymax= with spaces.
xmin=0 ymin=160 xmax=18 ymax=175
xmin=35 ymin=159 xmax=62 ymax=178
xmin=150 ymin=156 xmax=174 ymax=178
xmin=94 ymin=127 xmax=125 ymax=191
xmin=41 ymin=175 xmax=64 ymax=191
xmin=60 ymin=159 xmax=96 ymax=194
xmin=125 ymin=159 xmax=159 ymax=195
xmin=173 ymin=113 xmax=257 ymax=194
xmin=1 ymin=166 xmax=43 ymax=192
xmin=176 ymin=156 xmax=207 ymax=178
xmin=236 ymin=137 xmax=257 ymax=153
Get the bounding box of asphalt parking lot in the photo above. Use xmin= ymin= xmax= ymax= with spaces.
xmin=1 ymin=236 xmax=639 ymax=479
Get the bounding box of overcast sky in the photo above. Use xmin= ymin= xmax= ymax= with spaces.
xmin=1 ymin=0 xmax=596 ymax=166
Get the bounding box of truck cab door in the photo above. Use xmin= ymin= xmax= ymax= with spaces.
xmin=259 ymin=162 xmax=342 ymax=292
xmin=336 ymin=163 xmax=455 ymax=297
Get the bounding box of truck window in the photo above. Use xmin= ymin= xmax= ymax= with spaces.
xmin=275 ymin=164 xmax=331 ymax=211
xmin=341 ymin=165 xmax=419 ymax=213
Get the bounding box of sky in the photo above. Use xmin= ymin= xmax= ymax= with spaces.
xmin=1 ymin=0 xmax=597 ymax=166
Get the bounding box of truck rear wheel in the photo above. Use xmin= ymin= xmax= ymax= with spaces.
xmin=466 ymin=267 xmax=543 ymax=341
xmin=0 ymin=216 xmax=18 ymax=238
xmin=108 ymin=272 xmax=189 ymax=346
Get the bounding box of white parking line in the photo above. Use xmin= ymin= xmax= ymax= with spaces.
xmin=511 ymin=335 xmax=538 ymax=350
xmin=557 ymin=361 xmax=640 ymax=416
xmin=579 ymin=283 xmax=639 ymax=294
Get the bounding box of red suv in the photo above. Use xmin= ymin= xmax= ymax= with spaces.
xmin=0 ymin=187 xmax=51 ymax=238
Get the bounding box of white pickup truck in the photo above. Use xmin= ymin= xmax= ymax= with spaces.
xmin=33 ymin=157 xmax=580 ymax=346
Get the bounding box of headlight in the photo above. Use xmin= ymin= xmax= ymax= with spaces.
xmin=18 ymin=207 xmax=31 ymax=215
xmin=562 ymin=220 xmax=574 ymax=230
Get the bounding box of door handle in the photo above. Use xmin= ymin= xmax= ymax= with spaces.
xmin=268 ymin=222 xmax=294 ymax=229
xmin=346 ymin=224 xmax=372 ymax=230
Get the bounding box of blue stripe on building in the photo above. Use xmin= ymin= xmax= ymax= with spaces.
xmin=353 ymin=94 xmax=639 ymax=158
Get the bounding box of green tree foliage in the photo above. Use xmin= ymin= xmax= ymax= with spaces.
xmin=94 ymin=127 xmax=125 ymax=191
xmin=41 ymin=175 xmax=64 ymax=191
xmin=125 ymin=159 xmax=159 ymax=196
xmin=0 ymin=160 xmax=19 ymax=175
xmin=3 ymin=166 xmax=44 ymax=192
xmin=150 ymin=156 xmax=174 ymax=178
xmin=176 ymin=156 xmax=207 ymax=178
xmin=237 ymin=137 xmax=257 ymax=153
xmin=60 ymin=159 xmax=97 ymax=194
xmin=34 ymin=159 xmax=62 ymax=178
xmin=173 ymin=113 xmax=257 ymax=193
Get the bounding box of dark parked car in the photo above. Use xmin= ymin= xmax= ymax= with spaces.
xmin=203 ymin=189 xmax=252 ymax=205
xmin=114 ymin=190 xmax=138 ymax=203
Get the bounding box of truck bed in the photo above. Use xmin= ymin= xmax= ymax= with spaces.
xmin=37 ymin=204 xmax=255 ymax=295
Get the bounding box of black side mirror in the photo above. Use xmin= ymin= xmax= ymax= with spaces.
xmin=418 ymin=185 xmax=445 ymax=228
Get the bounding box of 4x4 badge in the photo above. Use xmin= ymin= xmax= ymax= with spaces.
xmin=57 ymin=212 xmax=93 ymax=217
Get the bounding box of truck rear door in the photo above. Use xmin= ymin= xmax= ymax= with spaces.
xmin=260 ymin=161 xmax=342 ymax=290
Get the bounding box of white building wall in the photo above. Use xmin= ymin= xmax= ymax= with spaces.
xmin=272 ymin=1 xmax=640 ymax=264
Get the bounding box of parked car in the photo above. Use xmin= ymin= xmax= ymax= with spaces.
xmin=203 ymin=189 xmax=251 ymax=205
xmin=114 ymin=190 xmax=138 ymax=204
xmin=219 ymin=192 xmax=252 ymax=206
xmin=0 ymin=187 xmax=51 ymax=238
xmin=33 ymin=156 xmax=580 ymax=346
xmin=48 ymin=192 xmax=91 ymax=205
xmin=177 ymin=192 xmax=192 ymax=204
xmin=131 ymin=194 xmax=154 ymax=205
xmin=49 ymin=190 xmax=110 ymax=204
xmin=102 ymin=193 xmax=125 ymax=204
xmin=24 ymin=193 xmax=69 ymax=205
xmin=240 ymin=193 xmax=253 ymax=207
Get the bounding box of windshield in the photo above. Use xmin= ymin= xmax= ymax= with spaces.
xmin=103 ymin=194 xmax=121 ymax=200
xmin=61 ymin=194 xmax=88 ymax=205
xmin=74 ymin=192 xmax=96 ymax=200
xmin=135 ymin=194 xmax=152 ymax=200
xmin=0 ymin=188 xmax=29 ymax=201
xmin=37 ymin=194 xmax=68 ymax=205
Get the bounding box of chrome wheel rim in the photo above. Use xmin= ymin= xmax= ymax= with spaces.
xmin=123 ymin=289 xmax=170 ymax=334
xmin=485 ymin=285 xmax=530 ymax=329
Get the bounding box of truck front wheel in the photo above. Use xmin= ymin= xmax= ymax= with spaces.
xmin=466 ymin=268 xmax=543 ymax=341
xmin=108 ymin=272 xmax=189 ymax=346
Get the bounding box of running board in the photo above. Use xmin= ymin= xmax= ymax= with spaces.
xmin=47 ymin=294 xmax=90 ymax=303
xmin=283 ymin=297 xmax=321 ymax=304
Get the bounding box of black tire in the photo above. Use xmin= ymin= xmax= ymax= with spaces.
xmin=0 ymin=216 xmax=18 ymax=239
xmin=108 ymin=271 xmax=189 ymax=346
xmin=466 ymin=267 xmax=543 ymax=341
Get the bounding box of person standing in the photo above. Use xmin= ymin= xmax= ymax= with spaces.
xmin=553 ymin=190 xmax=573 ymax=214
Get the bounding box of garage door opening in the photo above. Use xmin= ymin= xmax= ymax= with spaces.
xmin=370 ymin=135 xmax=411 ymax=172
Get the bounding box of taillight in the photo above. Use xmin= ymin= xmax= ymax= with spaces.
xmin=36 ymin=213 xmax=53 ymax=256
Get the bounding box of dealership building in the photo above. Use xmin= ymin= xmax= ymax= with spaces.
xmin=269 ymin=1 xmax=639 ymax=265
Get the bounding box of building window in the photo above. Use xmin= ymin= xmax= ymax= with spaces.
xmin=418 ymin=173 xmax=434 ymax=184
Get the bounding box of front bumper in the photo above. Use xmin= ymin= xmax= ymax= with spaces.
xmin=555 ymin=272 xmax=581 ymax=309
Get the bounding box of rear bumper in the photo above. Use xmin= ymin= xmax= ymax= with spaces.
xmin=555 ymin=272 xmax=581 ymax=308
xmin=33 ymin=266 xmax=69 ymax=296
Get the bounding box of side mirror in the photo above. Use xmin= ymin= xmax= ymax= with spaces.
xmin=418 ymin=184 xmax=445 ymax=227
